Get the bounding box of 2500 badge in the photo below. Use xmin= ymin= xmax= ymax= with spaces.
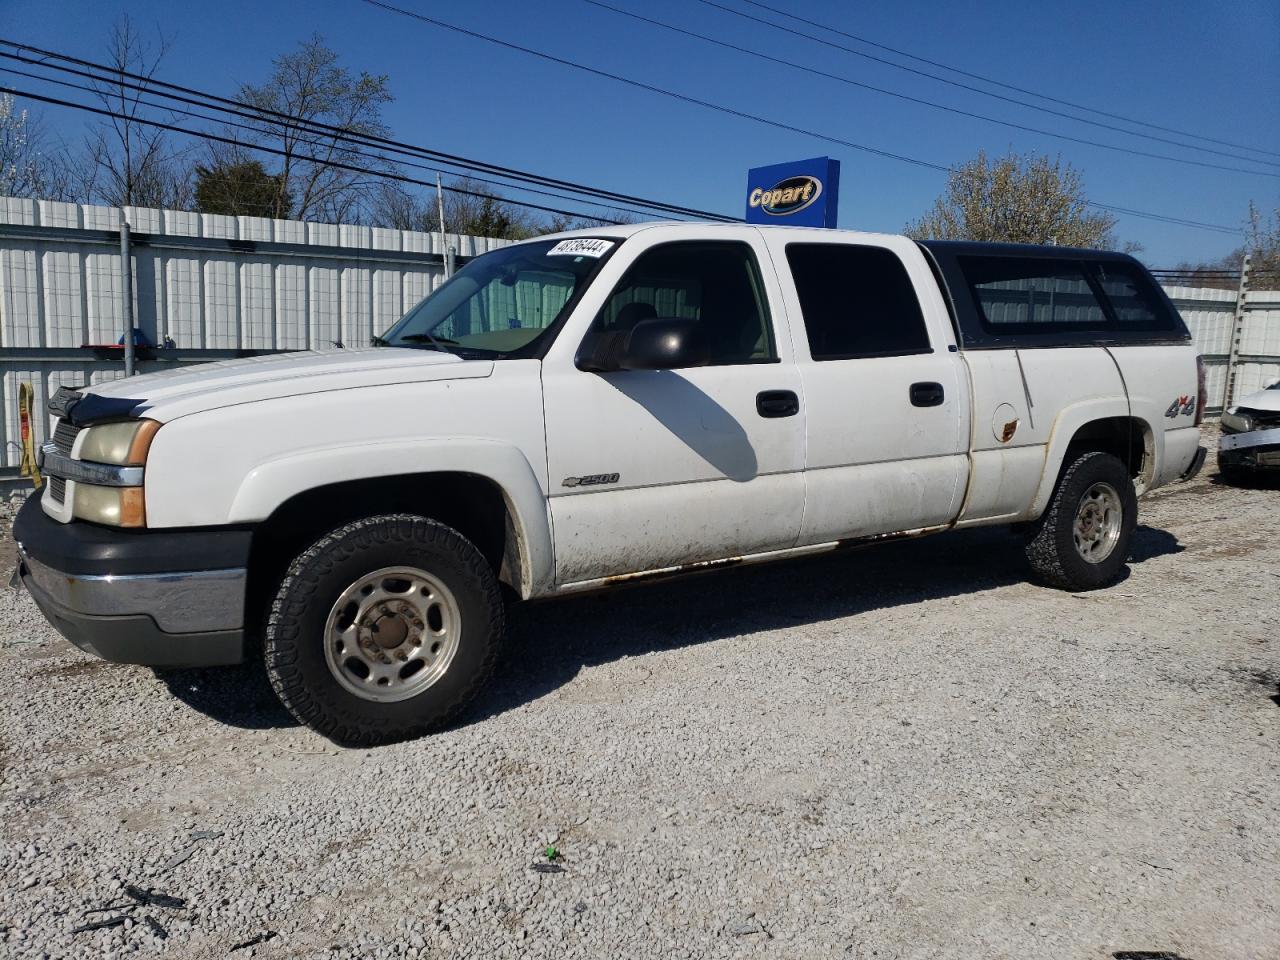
xmin=562 ymin=473 xmax=620 ymax=488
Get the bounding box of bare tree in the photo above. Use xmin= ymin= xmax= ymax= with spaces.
xmin=0 ymin=94 xmax=85 ymax=201
xmin=372 ymin=179 xmax=639 ymax=238
xmin=906 ymin=150 xmax=1119 ymax=249
xmin=371 ymin=178 xmax=543 ymax=240
xmin=1243 ymin=201 xmax=1280 ymax=278
xmin=235 ymin=37 xmax=392 ymax=222
xmin=83 ymin=16 xmax=191 ymax=208
xmin=1163 ymin=202 xmax=1280 ymax=288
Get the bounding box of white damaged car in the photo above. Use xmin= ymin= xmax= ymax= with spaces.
xmin=1219 ymin=381 xmax=1280 ymax=481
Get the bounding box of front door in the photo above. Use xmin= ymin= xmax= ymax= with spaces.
xmin=542 ymin=234 xmax=806 ymax=585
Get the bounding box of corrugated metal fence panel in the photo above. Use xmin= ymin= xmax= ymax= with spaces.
xmin=1165 ymin=285 xmax=1236 ymax=357
xmin=0 ymin=198 xmax=509 ymax=466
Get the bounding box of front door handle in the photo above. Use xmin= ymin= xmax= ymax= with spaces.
xmin=910 ymin=382 xmax=945 ymax=407
xmin=756 ymin=389 xmax=800 ymax=418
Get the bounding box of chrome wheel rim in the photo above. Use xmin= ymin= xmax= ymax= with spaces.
xmin=323 ymin=566 xmax=461 ymax=703
xmin=1072 ymin=482 xmax=1123 ymax=564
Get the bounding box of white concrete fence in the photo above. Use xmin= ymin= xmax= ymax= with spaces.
xmin=2 ymin=197 xmax=1278 ymax=471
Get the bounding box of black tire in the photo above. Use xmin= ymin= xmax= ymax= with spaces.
xmin=1025 ymin=451 xmax=1137 ymax=591
xmin=264 ymin=514 xmax=504 ymax=746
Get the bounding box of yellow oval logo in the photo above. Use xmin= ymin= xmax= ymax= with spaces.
xmin=748 ymin=176 xmax=823 ymax=217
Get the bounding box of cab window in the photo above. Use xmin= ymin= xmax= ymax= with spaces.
xmin=579 ymin=241 xmax=776 ymax=368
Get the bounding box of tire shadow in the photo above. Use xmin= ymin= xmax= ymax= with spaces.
xmin=154 ymin=659 xmax=299 ymax=731
xmin=1128 ymin=524 xmax=1185 ymax=563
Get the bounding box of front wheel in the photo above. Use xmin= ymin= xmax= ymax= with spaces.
xmin=1025 ymin=451 xmax=1137 ymax=591
xmin=264 ymin=515 xmax=504 ymax=746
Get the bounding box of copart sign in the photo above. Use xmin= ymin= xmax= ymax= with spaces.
xmin=744 ymin=156 xmax=841 ymax=228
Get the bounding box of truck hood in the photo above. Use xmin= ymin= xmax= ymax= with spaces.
xmin=1235 ymin=384 xmax=1280 ymax=413
xmin=64 ymin=348 xmax=494 ymax=423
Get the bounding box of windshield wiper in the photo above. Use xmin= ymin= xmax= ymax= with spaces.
xmin=399 ymin=333 xmax=461 ymax=351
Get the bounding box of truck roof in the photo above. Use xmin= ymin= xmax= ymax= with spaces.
xmin=536 ymin=222 xmax=1131 ymax=261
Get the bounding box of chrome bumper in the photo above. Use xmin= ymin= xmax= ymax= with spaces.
xmin=17 ymin=546 xmax=246 ymax=634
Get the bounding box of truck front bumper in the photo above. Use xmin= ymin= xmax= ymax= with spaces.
xmin=11 ymin=495 xmax=250 ymax=667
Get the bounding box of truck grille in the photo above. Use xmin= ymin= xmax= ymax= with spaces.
xmin=52 ymin=418 xmax=82 ymax=455
xmin=45 ymin=418 xmax=81 ymax=504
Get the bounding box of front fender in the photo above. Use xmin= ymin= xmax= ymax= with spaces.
xmin=228 ymin=438 xmax=554 ymax=598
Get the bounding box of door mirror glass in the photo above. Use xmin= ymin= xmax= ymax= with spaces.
xmin=617 ymin=317 xmax=707 ymax=370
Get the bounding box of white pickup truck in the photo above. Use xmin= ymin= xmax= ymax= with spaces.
xmin=13 ymin=223 xmax=1206 ymax=744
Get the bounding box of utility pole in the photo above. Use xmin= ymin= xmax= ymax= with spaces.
xmin=120 ymin=214 xmax=136 ymax=377
xmin=1224 ymin=253 xmax=1251 ymax=410
xmin=436 ymin=173 xmax=452 ymax=279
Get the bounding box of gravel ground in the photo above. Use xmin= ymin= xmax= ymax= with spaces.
xmin=1 ymin=425 xmax=1277 ymax=960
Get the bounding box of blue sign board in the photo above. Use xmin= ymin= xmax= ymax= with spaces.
xmin=745 ymin=157 xmax=840 ymax=228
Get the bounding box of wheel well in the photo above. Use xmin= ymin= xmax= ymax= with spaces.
xmin=1063 ymin=417 xmax=1153 ymax=486
xmin=243 ymin=472 xmax=516 ymax=639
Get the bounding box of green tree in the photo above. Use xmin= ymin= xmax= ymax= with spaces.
xmin=194 ymin=160 xmax=291 ymax=218
xmin=906 ymin=150 xmax=1118 ymax=248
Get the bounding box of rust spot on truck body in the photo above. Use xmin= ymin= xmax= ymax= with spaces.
xmin=601 ymin=555 xmax=745 ymax=587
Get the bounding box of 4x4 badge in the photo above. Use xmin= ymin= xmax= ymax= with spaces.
xmin=1164 ymin=395 xmax=1195 ymax=418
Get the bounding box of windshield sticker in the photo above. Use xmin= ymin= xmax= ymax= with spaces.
xmin=546 ymin=238 xmax=614 ymax=258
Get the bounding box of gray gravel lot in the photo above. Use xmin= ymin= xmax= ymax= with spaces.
xmin=1 ymin=426 xmax=1277 ymax=959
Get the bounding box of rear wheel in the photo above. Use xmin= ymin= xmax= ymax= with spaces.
xmin=264 ymin=514 xmax=503 ymax=746
xmin=1025 ymin=451 xmax=1137 ymax=591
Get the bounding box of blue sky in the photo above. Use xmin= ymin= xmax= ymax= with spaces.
xmin=6 ymin=0 xmax=1279 ymax=264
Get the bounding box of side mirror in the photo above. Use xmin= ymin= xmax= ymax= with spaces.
xmin=617 ymin=317 xmax=706 ymax=370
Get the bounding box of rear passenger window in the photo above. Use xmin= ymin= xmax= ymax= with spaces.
xmin=1089 ymin=261 xmax=1168 ymax=329
xmin=962 ymin=257 xmax=1106 ymax=330
xmin=786 ymin=244 xmax=932 ymax=360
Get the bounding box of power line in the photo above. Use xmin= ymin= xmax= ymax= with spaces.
xmin=582 ymin=0 xmax=1280 ymax=178
xmin=0 ymin=62 xmax=679 ymax=223
xmin=2 ymin=31 xmax=1245 ymax=237
xmin=0 ymin=85 xmax=656 ymax=225
xmin=353 ymin=0 xmax=1244 ymax=236
xmin=0 ymin=38 xmax=736 ymax=223
xmin=356 ymin=0 xmax=948 ymax=172
xmin=703 ymin=0 xmax=1280 ymax=163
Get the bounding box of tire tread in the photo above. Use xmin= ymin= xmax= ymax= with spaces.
xmin=263 ymin=514 xmax=503 ymax=747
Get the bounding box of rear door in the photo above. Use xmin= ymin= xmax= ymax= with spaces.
xmin=762 ymin=233 xmax=971 ymax=543
xmin=541 ymin=229 xmax=807 ymax=585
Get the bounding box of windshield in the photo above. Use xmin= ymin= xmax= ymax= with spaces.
xmin=379 ymin=238 xmax=617 ymax=358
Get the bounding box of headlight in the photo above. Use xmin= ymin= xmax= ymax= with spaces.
xmin=1221 ymin=409 xmax=1254 ymax=434
xmin=79 ymin=419 xmax=161 ymax=465
xmin=72 ymin=485 xmax=147 ymax=528
xmin=71 ymin=419 xmax=160 ymax=528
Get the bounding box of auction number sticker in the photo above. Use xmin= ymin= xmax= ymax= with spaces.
xmin=546 ymin=238 xmax=615 ymax=258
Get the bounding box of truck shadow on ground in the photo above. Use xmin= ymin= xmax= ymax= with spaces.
xmin=465 ymin=522 xmax=1184 ymax=727
xmin=154 ymin=523 xmax=1184 ymax=732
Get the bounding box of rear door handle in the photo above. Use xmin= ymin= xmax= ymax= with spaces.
xmin=756 ymin=389 xmax=800 ymax=418
xmin=910 ymin=381 xmax=945 ymax=407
